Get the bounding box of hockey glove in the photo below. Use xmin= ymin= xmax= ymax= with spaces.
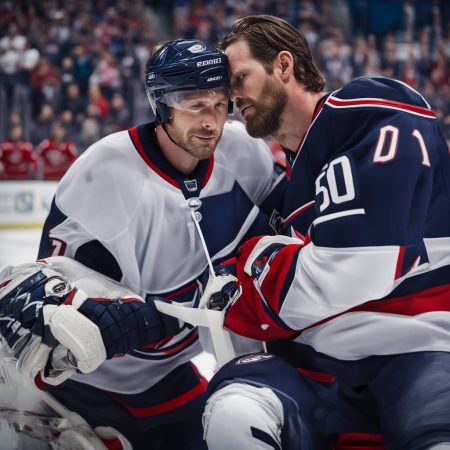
xmin=198 ymin=263 xmax=242 ymax=311
xmin=0 ymin=261 xmax=180 ymax=390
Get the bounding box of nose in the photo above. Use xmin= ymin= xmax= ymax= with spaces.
xmin=201 ymin=109 xmax=218 ymax=130
xmin=230 ymin=84 xmax=240 ymax=102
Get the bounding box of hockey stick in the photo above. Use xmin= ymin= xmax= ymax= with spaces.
xmin=155 ymin=198 xmax=237 ymax=368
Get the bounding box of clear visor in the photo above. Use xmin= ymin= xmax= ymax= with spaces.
xmin=160 ymin=87 xmax=230 ymax=113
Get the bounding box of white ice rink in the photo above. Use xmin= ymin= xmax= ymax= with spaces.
xmin=0 ymin=228 xmax=43 ymax=270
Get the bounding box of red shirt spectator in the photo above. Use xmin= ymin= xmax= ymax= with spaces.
xmin=35 ymin=124 xmax=79 ymax=180
xmin=0 ymin=125 xmax=38 ymax=179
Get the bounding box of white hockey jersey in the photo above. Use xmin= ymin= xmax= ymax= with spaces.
xmin=38 ymin=120 xmax=284 ymax=394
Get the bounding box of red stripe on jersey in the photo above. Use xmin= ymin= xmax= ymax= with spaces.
xmin=113 ymin=373 xmax=207 ymax=417
xmin=302 ymin=283 xmax=450 ymax=333
xmin=101 ymin=437 xmax=124 ymax=450
xmin=225 ymin=293 xmax=298 ymax=340
xmin=260 ymin=243 xmax=303 ymax=314
xmin=165 ymin=282 xmax=197 ymax=300
xmin=333 ymin=433 xmax=384 ymax=450
xmin=292 ymin=96 xmax=328 ymax=168
xmin=225 ymin=236 xmax=302 ymax=340
xmin=78 ymin=297 xmax=141 ymax=303
xmin=303 ymin=233 xmax=311 ymax=246
xmin=219 ymin=256 xmax=237 ymax=266
xmin=34 ymin=373 xmax=54 ymax=391
xmin=296 ymin=367 xmax=336 ymax=384
xmin=63 ymin=288 xmax=77 ymax=305
xmin=129 ymin=127 xmax=179 ymax=189
xmin=394 ymin=246 xmax=405 ymax=280
xmin=163 ymin=329 xmax=199 ymax=355
xmin=293 ymin=229 xmax=305 ymax=241
xmin=282 ymin=200 xmax=315 ymax=226
xmin=355 ymin=283 xmax=450 ymax=316
xmin=327 ymin=97 xmax=435 ymax=118
xmin=0 ymin=279 xmax=11 ymax=289
xmin=312 ymin=97 xmax=327 ymax=121
xmin=142 ymin=334 xmax=172 ymax=351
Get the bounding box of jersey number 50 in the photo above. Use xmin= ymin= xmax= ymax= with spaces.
xmin=316 ymin=155 xmax=355 ymax=213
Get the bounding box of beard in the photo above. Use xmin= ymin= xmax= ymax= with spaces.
xmin=238 ymin=75 xmax=288 ymax=138
xmin=165 ymin=125 xmax=223 ymax=160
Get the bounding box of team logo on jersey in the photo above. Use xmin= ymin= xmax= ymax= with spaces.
xmin=235 ymin=354 xmax=275 ymax=365
xmin=184 ymin=179 xmax=198 ymax=192
xmin=44 ymin=277 xmax=72 ymax=298
xmin=269 ymin=209 xmax=282 ymax=233
xmin=188 ymin=43 xmax=206 ymax=54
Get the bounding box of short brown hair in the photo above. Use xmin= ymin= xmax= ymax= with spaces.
xmin=218 ymin=15 xmax=325 ymax=92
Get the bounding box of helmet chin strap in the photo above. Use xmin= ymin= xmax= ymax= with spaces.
xmin=161 ymin=121 xmax=182 ymax=149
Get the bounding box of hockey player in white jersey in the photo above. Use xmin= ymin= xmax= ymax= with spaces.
xmin=0 ymin=39 xmax=285 ymax=449
xmin=199 ymin=15 xmax=450 ymax=450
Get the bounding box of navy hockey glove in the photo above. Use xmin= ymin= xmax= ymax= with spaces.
xmin=75 ymin=295 xmax=181 ymax=358
xmin=199 ymin=264 xmax=241 ymax=311
xmin=0 ymin=265 xmax=67 ymax=357
xmin=0 ymin=262 xmax=85 ymax=388
xmin=0 ymin=261 xmax=180 ymax=389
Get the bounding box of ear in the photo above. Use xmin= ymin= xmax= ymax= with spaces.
xmin=275 ymin=51 xmax=294 ymax=81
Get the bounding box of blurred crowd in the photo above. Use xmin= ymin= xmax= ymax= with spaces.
xmin=1 ymin=0 xmax=449 ymax=180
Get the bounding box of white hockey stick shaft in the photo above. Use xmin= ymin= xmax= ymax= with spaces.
xmin=154 ymin=300 xmax=235 ymax=368
xmin=190 ymin=209 xmax=215 ymax=277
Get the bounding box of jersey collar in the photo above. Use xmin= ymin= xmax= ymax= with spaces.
xmin=129 ymin=123 xmax=214 ymax=198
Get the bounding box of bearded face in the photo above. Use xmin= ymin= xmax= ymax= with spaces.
xmin=165 ymin=121 xmax=224 ymax=160
xmin=236 ymin=74 xmax=288 ymax=138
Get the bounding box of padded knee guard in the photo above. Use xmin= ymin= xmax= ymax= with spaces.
xmin=203 ymin=382 xmax=284 ymax=450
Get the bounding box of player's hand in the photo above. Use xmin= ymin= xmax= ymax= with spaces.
xmin=0 ymin=262 xmax=180 ymax=389
xmin=198 ymin=264 xmax=242 ymax=311
xmin=75 ymin=294 xmax=181 ymax=357
xmin=0 ymin=262 xmax=92 ymax=389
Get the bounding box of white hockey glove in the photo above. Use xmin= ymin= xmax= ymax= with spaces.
xmin=0 ymin=260 xmax=180 ymax=391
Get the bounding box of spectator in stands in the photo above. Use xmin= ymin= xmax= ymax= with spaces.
xmin=87 ymin=84 xmax=109 ymax=121
xmin=59 ymin=110 xmax=82 ymax=146
xmin=30 ymin=56 xmax=60 ymax=117
xmin=0 ymin=124 xmax=38 ymax=180
xmin=30 ymin=103 xmax=55 ymax=145
xmin=89 ymin=51 xmax=121 ymax=101
xmin=0 ymin=0 xmax=449 ymax=156
xmin=0 ymin=23 xmax=27 ymax=140
xmin=105 ymin=93 xmax=130 ymax=135
xmin=35 ymin=122 xmax=78 ymax=180
xmin=58 ymin=83 xmax=86 ymax=126
xmin=60 ymin=57 xmax=77 ymax=97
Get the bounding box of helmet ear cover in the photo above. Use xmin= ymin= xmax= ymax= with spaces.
xmin=145 ymin=39 xmax=233 ymax=123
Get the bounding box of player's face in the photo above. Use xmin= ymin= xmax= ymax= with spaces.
xmin=225 ymin=39 xmax=287 ymax=138
xmin=166 ymin=89 xmax=229 ymax=160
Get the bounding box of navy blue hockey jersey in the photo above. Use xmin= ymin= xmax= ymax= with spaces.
xmin=225 ymin=77 xmax=450 ymax=360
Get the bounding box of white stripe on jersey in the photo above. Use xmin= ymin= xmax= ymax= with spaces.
xmin=280 ymin=237 xmax=450 ymax=331
xmin=326 ymin=96 xmax=436 ymax=119
xmin=312 ymin=208 xmax=366 ymax=226
xmin=295 ymin=310 xmax=450 ymax=360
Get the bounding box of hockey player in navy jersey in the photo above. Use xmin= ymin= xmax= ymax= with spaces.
xmin=201 ymin=15 xmax=450 ymax=450
xmin=0 ymin=39 xmax=285 ymax=449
